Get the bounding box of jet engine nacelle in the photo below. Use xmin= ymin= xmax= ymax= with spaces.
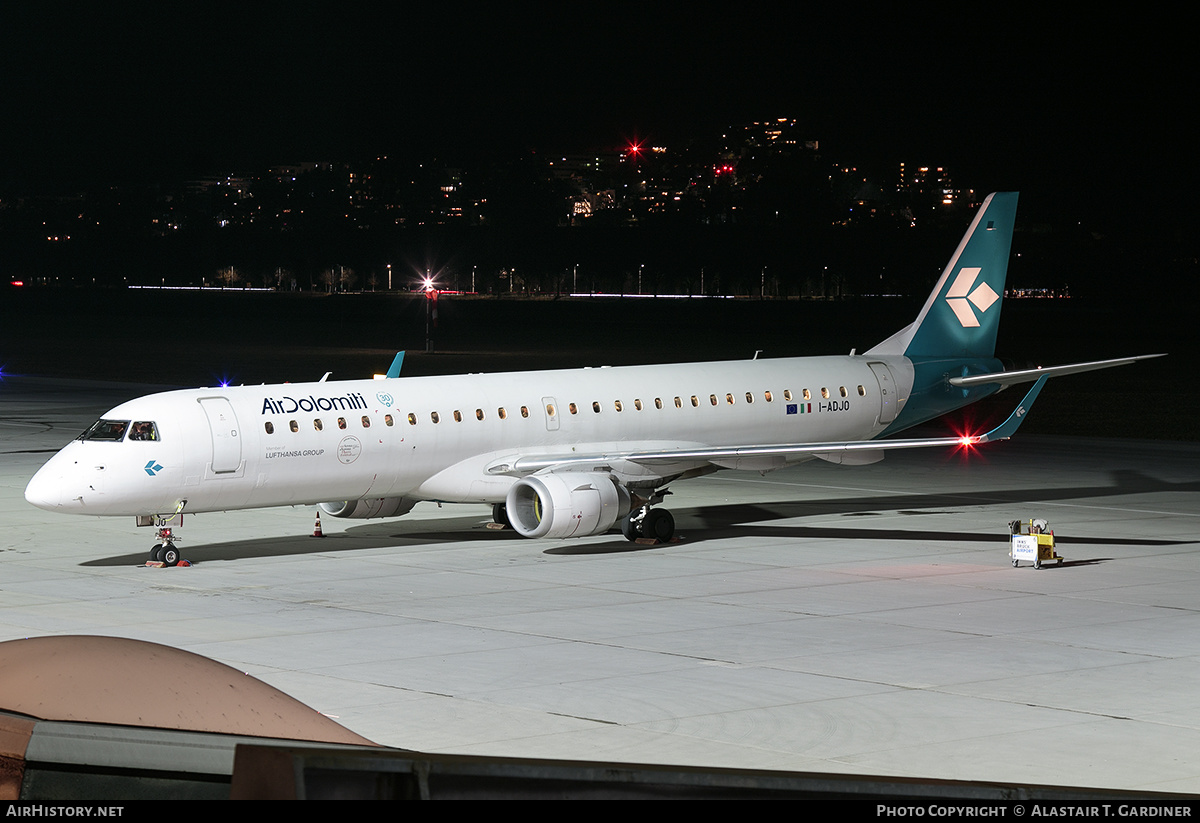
xmin=505 ymin=473 xmax=631 ymax=539
xmin=318 ymin=497 xmax=417 ymax=519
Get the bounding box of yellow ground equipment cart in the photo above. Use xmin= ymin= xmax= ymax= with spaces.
xmin=1009 ymin=518 xmax=1062 ymax=569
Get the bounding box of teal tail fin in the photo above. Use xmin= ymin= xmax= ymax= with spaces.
xmin=385 ymin=351 xmax=405 ymax=378
xmin=868 ymin=192 xmax=1018 ymax=359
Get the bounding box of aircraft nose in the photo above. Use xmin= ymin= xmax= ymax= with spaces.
xmin=24 ymin=464 xmax=64 ymax=511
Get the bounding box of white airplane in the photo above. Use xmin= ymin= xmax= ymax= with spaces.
xmin=25 ymin=193 xmax=1160 ymax=564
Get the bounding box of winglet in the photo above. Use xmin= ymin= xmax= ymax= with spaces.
xmin=977 ymin=375 xmax=1048 ymax=443
xmin=385 ymin=351 xmax=405 ymax=379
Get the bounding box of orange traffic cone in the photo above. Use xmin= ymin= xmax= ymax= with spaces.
xmin=312 ymin=512 xmax=325 ymax=538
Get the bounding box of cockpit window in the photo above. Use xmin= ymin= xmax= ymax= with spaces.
xmin=129 ymin=421 xmax=159 ymax=441
xmin=80 ymin=419 xmax=130 ymax=442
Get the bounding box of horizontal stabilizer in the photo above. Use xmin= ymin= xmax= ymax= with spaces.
xmin=949 ymin=354 xmax=1165 ymax=389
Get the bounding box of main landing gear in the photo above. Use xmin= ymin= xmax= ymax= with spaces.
xmin=621 ymin=489 xmax=676 ymax=544
xmin=621 ymin=506 xmax=675 ymax=543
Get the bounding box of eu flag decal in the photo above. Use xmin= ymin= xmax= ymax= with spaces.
xmin=786 ymin=404 xmax=798 ymax=415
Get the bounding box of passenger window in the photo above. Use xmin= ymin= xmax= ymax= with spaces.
xmin=857 ymin=385 xmax=866 ymax=396
xmin=431 ymin=412 xmax=440 ymax=423
xmin=764 ymin=391 xmax=773 ymax=402
xmin=784 ymin=390 xmax=793 ymax=402
xmin=289 ymin=420 xmax=299 ymax=433
xmin=129 ymin=421 xmax=159 ymax=441
xmin=498 ymin=408 xmax=507 ymax=420
xmin=385 ymin=414 xmax=394 ymax=426
xmin=362 ymin=415 xmax=371 ymax=428
xmin=545 ymin=404 xmax=555 ymax=417
xmin=745 ymin=392 xmax=754 ymax=404
xmin=821 ymin=388 xmax=830 ymax=399
xmin=592 ymin=401 xmax=601 ymax=413
xmin=408 ymin=413 xmax=417 ymax=425
xmin=476 ymin=409 xmax=484 ymax=421
xmin=614 ymin=400 xmax=623 ymax=412
xmin=634 ymin=399 xmax=643 ymax=411
xmin=840 ymin=386 xmax=848 ymax=398
xmin=655 ymin=398 xmax=663 ymax=410
xmin=314 ymin=419 xmax=323 ymax=431
xmin=454 ymin=410 xmax=463 ymax=422
xmin=521 ymin=406 xmax=529 ymax=418
xmin=338 ymin=417 xmax=347 ymax=429
xmin=803 ymin=389 xmax=811 ymax=401
xmin=674 ymin=397 xmax=683 ymax=408
xmin=265 ymin=422 xmax=275 ymax=435
xmin=691 ymin=396 xmax=698 ymax=407
xmin=726 ymin=393 xmax=734 ymax=405
xmin=569 ymin=403 xmax=578 ymax=414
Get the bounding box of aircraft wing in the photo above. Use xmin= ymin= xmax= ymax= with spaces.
xmin=489 ymin=376 xmax=1048 ymax=477
xmin=949 ymin=354 xmax=1164 ymax=389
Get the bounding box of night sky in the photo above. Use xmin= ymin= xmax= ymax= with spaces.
xmin=1 ymin=7 xmax=1193 ymax=227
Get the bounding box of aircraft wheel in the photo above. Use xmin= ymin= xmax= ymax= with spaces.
xmin=151 ymin=545 xmax=165 ymax=562
xmin=1033 ymin=558 xmax=1042 ymax=570
xmin=162 ymin=545 xmax=179 ymax=567
xmin=1011 ymin=559 xmax=1019 ymax=567
xmin=642 ymin=509 xmax=675 ymax=543
xmin=620 ymin=512 xmax=641 ymax=541
xmin=492 ymin=503 xmax=510 ymax=528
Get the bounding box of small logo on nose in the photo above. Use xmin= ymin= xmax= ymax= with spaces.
xmin=144 ymin=460 xmax=164 ymax=476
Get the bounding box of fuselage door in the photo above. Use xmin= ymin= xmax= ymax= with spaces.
xmin=541 ymin=396 xmax=560 ymax=432
xmin=198 ymin=397 xmax=242 ymax=473
xmin=868 ymin=362 xmax=898 ymax=425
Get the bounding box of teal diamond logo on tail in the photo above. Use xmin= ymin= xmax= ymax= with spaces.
xmin=144 ymin=460 xmax=164 ymax=476
xmin=945 ymin=267 xmax=999 ymax=328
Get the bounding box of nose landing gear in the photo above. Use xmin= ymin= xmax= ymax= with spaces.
xmin=140 ymin=502 xmax=186 ymax=567
xmin=150 ymin=526 xmax=181 ymax=566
